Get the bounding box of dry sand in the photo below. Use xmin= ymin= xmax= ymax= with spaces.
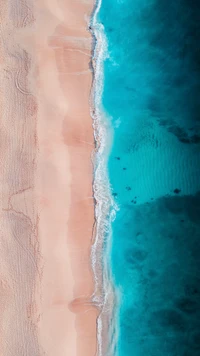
xmin=0 ymin=0 xmax=99 ymax=355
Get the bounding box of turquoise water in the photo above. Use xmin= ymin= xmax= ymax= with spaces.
xmin=94 ymin=1 xmax=200 ymax=355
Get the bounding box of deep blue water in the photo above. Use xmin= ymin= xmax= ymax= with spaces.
xmin=96 ymin=1 xmax=200 ymax=355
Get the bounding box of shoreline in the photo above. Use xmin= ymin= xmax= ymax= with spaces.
xmin=90 ymin=2 xmax=118 ymax=355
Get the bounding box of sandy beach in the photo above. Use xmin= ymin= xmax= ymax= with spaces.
xmin=0 ymin=0 xmax=98 ymax=355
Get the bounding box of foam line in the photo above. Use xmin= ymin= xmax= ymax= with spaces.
xmin=89 ymin=1 xmax=119 ymax=355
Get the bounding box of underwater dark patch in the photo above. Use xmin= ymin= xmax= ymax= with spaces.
xmin=184 ymin=278 xmax=200 ymax=298
xmin=158 ymin=121 xmax=200 ymax=144
xmin=150 ymin=309 xmax=187 ymax=333
xmin=188 ymin=332 xmax=200 ymax=350
xmin=161 ymin=192 xmax=200 ymax=224
xmin=124 ymin=247 xmax=147 ymax=268
xmin=175 ymin=297 xmax=198 ymax=314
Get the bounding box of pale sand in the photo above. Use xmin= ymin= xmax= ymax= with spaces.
xmin=0 ymin=0 xmax=99 ymax=355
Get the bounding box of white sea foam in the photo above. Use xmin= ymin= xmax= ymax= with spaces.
xmin=90 ymin=1 xmax=119 ymax=355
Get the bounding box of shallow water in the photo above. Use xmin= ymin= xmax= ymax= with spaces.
xmin=95 ymin=0 xmax=200 ymax=355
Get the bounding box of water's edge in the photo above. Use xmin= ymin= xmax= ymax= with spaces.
xmin=89 ymin=1 xmax=119 ymax=355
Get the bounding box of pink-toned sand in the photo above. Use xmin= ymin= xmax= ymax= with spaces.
xmin=0 ymin=0 xmax=99 ymax=355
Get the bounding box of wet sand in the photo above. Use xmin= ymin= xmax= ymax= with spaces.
xmin=0 ymin=0 xmax=98 ymax=355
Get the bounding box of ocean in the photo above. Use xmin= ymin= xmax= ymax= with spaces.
xmin=92 ymin=1 xmax=200 ymax=355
